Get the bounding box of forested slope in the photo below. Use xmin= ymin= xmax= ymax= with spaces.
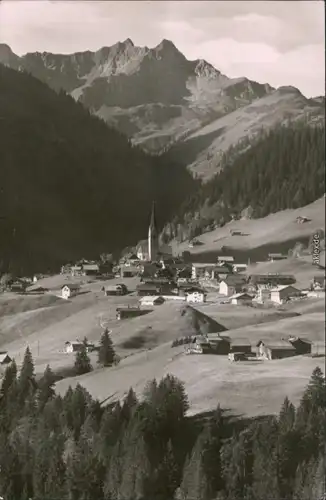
xmin=0 ymin=349 xmax=324 ymax=500
xmin=164 ymin=123 xmax=325 ymax=241
xmin=0 ymin=65 xmax=197 ymax=274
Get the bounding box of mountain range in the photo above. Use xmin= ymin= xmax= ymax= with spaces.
xmin=1 ymin=40 xmax=324 ymax=180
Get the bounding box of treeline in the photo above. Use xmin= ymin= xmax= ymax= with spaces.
xmin=0 ymin=346 xmax=325 ymax=500
xmin=0 ymin=65 xmax=198 ymax=275
xmin=163 ymin=123 xmax=325 ymax=242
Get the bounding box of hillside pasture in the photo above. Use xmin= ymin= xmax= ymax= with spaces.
xmin=173 ymin=197 xmax=325 ymax=256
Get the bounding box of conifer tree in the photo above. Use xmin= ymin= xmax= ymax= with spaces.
xmin=37 ymin=364 xmax=56 ymax=411
xmin=74 ymin=338 xmax=92 ymax=375
xmin=98 ymin=328 xmax=116 ymax=367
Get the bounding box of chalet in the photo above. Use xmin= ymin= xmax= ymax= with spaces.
xmin=120 ymin=265 xmax=139 ymax=278
xmin=268 ymin=253 xmax=287 ymax=262
xmin=65 ymin=341 xmax=83 ymax=353
xmin=270 ymin=285 xmax=301 ymax=304
xmin=219 ymin=275 xmax=247 ymax=296
xmin=103 ymin=284 xmax=128 ymax=296
xmin=187 ymin=336 xmax=213 ymax=354
xmin=83 ymin=264 xmax=99 ymax=276
xmin=288 ymin=336 xmax=312 ymax=355
xmin=191 ymin=263 xmax=216 ymax=280
xmin=0 ymin=352 xmax=12 ymax=365
xmin=217 ymin=256 xmax=234 ymax=264
xmin=230 ymin=292 xmax=253 ymax=305
xmin=61 ymin=284 xmax=80 ymax=300
xmin=186 ymin=291 xmax=207 ymax=304
xmin=116 ymin=307 xmax=151 ymax=320
xmin=139 ymin=296 xmax=165 ymax=306
xmin=229 ymin=339 xmax=252 ymax=355
xmin=136 ymin=283 xmax=161 ymax=297
xmin=256 ymin=340 xmax=296 ymax=360
xmin=249 ymin=274 xmax=296 ymax=287
xmin=211 ymin=265 xmax=232 ymax=281
xmin=71 ymin=265 xmax=83 ymax=276
xmin=313 ymin=275 xmax=325 ymax=290
xmin=9 ymin=279 xmax=27 ymax=293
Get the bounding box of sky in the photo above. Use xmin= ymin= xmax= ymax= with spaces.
xmin=0 ymin=0 xmax=325 ymax=97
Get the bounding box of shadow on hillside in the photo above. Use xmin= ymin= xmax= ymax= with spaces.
xmin=168 ymin=127 xmax=226 ymax=166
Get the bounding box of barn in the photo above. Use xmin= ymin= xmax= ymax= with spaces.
xmin=230 ymin=292 xmax=253 ymax=305
xmin=270 ymin=285 xmax=301 ymax=304
xmin=61 ymin=284 xmax=80 ymax=300
xmin=256 ymin=340 xmax=296 ymax=360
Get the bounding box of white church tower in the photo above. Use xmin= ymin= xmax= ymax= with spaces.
xmin=148 ymin=202 xmax=159 ymax=262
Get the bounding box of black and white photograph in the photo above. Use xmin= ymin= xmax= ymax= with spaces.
xmin=0 ymin=1 xmax=325 ymax=499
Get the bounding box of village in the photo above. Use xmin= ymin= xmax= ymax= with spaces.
xmin=0 ymin=206 xmax=325 ymax=376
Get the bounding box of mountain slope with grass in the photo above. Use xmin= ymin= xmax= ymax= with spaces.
xmin=163 ymin=123 xmax=325 ymax=245
xmin=0 ymin=65 xmax=197 ymax=275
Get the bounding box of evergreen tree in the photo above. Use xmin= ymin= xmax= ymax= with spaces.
xmin=37 ymin=364 xmax=56 ymax=411
xmin=74 ymin=339 xmax=92 ymax=375
xmin=17 ymin=346 xmax=36 ymax=407
xmin=98 ymin=328 xmax=116 ymax=367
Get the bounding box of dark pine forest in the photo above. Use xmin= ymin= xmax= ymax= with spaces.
xmin=0 ymin=65 xmax=197 ymax=275
xmin=0 ymin=348 xmax=325 ymax=500
xmin=167 ymin=123 xmax=325 ymax=241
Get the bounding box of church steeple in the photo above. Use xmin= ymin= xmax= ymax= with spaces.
xmin=148 ymin=201 xmax=158 ymax=261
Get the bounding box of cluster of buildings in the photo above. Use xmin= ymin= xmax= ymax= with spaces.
xmin=175 ymin=333 xmax=324 ymax=361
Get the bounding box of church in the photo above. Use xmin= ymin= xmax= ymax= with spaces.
xmin=136 ymin=203 xmax=172 ymax=262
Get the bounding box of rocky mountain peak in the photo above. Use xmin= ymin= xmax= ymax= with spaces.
xmin=193 ymin=58 xmax=221 ymax=78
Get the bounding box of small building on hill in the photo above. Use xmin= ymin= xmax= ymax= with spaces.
xmin=268 ymin=253 xmax=287 ymax=262
xmin=230 ymin=292 xmax=253 ymax=306
xmin=219 ymin=276 xmax=247 ymax=296
xmin=65 ymin=341 xmax=83 ymax=353
xmin=103 ymin=284 xmax=128 ymax=296
xmin=83 ymin=264 xmax=99 ymax=276
xmin=0 ymin=352 xmax=12 ymax=365
xmin=313 ymin=275 xmax=326 ymax=290
xmin=256 ymin=340 xmax=296 ymax=360
xmin=61 ymin=284 xmax=80 ymax=300
xmin=270 ymin=285 xmax=301 ymax=304
xmin=249 ymin=274 xmax=296 ymax=288
xmin=139 ymin=296 xmax=165 ymax=307
xmin=116 ymin=306 xmax=151 ymax=320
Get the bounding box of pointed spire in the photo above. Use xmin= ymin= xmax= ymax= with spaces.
xmin=150 ymin=201 xmax=157 ymax=230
